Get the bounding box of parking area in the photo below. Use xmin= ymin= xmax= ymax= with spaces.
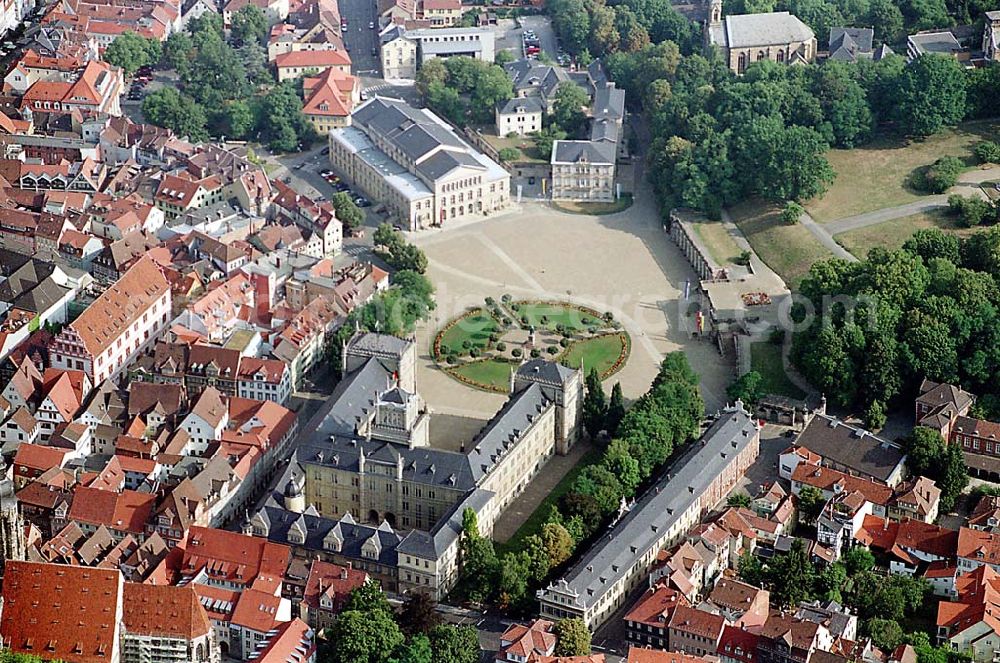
xmin=516 ymin=15 xmax=560 ymax=61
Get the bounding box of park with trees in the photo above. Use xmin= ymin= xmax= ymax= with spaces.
xmin=790 ymin=226 xmax=1000 ymax=428
xmin=431 ymin=296 xmax=630 ymax=392
xmin=104 ymin=9 xmax=316 ymax=150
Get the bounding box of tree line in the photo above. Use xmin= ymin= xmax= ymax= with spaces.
xmin=791 ymin=226 xmax=1000 ymax=428
xmin=456 ymin=352 xmax=703 ymax=614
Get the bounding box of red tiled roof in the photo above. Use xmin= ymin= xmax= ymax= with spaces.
xmin=958 ymin=527 xmax=1000 ymax=563
xmin=624 ymin=582 xmax=689 ymax=628
xmin=668 ymin=605 xmax=725 ymax=640
xmin=123 ymin=584 xmax=212 ymax=640
xmin=0 ymin=561 xmax=121 ymax=663
xmin=13 ymin=443 xmax=70 ymax=472
xmin=230 ymin=589 xmax=283 ymax=633
xmin=718 ymin=625 xmax=759 ymax=663
xmin=275 ymin=49 xmax=351 ymax=69
xmin=499 ymin=619 xmax=556 ymax=659
xmin=792 ymin=462 xmax=893 ymax=505
xmin=67 ymin=486 xmax=155 ymax=534
xmin=253 ymin=618 xmax=316 ymax=663
xmin=303 ymin=560 xmax=368 ymax=613
xmin=177 ymin=526 xmax=291 ymax=589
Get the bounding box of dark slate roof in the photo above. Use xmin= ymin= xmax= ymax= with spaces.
xmin=353 ymin=98 xmax=464 ymax=163
xmin=467 ymin=383 xmax=551 ymax=482
xmin=397 ymin=488 xmax=494 ymax=558
xmin=11 ymin=277 xmax=69 ymax=314
xmin=296 ymin=427 xmax=479 ymax=491
xmin=516 ymin=359 xmax=576 ymax=386
xmin=551 ymin=140 xmax=616 ymax=165
xmin=504 ymin=60 xmax=567 ymax=97
xmin=873 ymin=43 xmax=894 ymax=60
xmin=828 ymin=27 xmax=873 ymax=61
xmin=313 ymin=358 xmax=395 ymax=438
xmin=592 ymin=85 xmax=625 ymax=122
xmin=258 ymin=504 xmax=402 ymax=567
xmin=497 ymin=96 xmax=545 ymax=115
xmin=380 ymin=387 xmax=411 ymax=405
xmin=589 ymin=118 xmax=620 ymax=144
xmin=794 ymin=413 xmax=905 ymax=482
xmin=348 ymin=331 xmax=412 ymax=358
xmin=538 ymin=404 xmax=760 ymax=613
xmin=416 ymin=150 xmax=484 ymax=181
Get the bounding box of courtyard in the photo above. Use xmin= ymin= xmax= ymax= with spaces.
xmin=407 ymin=188 xmax=736 ymax=432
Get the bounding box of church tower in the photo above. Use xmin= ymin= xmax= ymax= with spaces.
xmin=709 ymin=0 xmax=723 ymax=24
xmin=0 ymin=461 xmax=26 ymax=577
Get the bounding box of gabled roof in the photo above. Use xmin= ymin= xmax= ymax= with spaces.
xmin=275 ymin=49 xmax=351 ymax=69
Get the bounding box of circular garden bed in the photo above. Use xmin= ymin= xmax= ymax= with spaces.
xmin=432 ymin=297 xmax=631 ymax=393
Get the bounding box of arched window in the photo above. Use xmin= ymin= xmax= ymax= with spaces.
xmin=737 ymin=53 xmax=747 ymax=74
xmin=757 ymin=50 xmax=766 ymax=61
xmin=777 ymin=50 xmax=785 ymax=62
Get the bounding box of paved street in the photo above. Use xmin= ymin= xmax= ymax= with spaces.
xmin=339 ymin=0 xmax=380 ymax=76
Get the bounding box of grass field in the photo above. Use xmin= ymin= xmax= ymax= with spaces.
xmin=552 ymin=195 xmax=634 ymax=215
xmin=834 ymin=209 xmax=979 ymax=258
xmin=449 ymin=359 xmax=513 ymax=391
xmin=690 ymin=218 xmax=744 ymax=266
xmin=805 ymin=120 xmax=1000 ymax=223
xmin=729 ymin=199 xmax=834 ymax=290
xmin=559 ymin=334 xmax=627 ymax=377
xmin=438 ymin=309 xmax=498 ymax=355
xmin=498 ymin=449 xmax=602 ymax=553
xmin=750 ymin=342 xmax=806 ymax=400
xmin=515 ymin=303 xmax=597 ymax=332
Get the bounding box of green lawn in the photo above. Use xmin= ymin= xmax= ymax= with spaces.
xmin=690 ymin=218 xmax=744 ymax=266
xmin=805 ymin=120 xmax=1000 ymax=223
xmin=437 ymin=309 xmax=498 ymax=356
xmin=559 ymin=334 xmax=627 ymax=378
xmin=498 ymin=449 xmax=602 ymax=553
xmin=448 ymin=359 xmax=513 ymax=391
xmin=834 ymin=209 xmax=978 ymax=258
xmin=514 ymin=303 xmax=598 ymax=333
xmin=729 ymin=199 xmax=834 ymax=291
xmin=750 ymin=341 xmax=806 ymax=400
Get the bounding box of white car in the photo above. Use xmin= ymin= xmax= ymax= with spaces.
xmin=369 ymin=21 xmax=374 ymax=28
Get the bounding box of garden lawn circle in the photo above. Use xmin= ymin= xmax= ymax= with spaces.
xmin=432 ymin=300 xmax=632 ymax=392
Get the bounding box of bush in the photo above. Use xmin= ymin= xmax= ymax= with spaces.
xmin=603 ymin=311 xmax=614 ymax=322
xmin=440 ymin=344 xmax=450 ymax=355
xmin=511 ymin=348 xmax=523 ymax=357
xmin=781 ymin=201 xmax=804 ymax=225
xmin=921 ymin=156 xmax=964 ymax=193
xmin=496 ymin=342 xmax=507 ymax=352
xmin=489 ymin=333 xmax=499 ymax=343
xmin=470 ymin=347 xmax=481 ymax=358
xmin=485 ymin=296 xmax=495 ymax=306
xmin=530 ymin=348 xmax=541 ymax=358
xmin=768 ymin=328 xmax=786 ymax=345
xmin=498 ymin=147 xmax=521 ymax=161
xmin=540 ymin=315 xmax=549 ymax=325
xmin=975 ymin=141 xmax=1000 ymax=164
xmin=502 ymin=293 xmax=512 ymax=303
xmin=736 ymin=250 xmax=752 ymax=266
xmin=462 ymin=340 xmax=472 ymax=350
xmin=560 ymin=338 xmax=570 ymax=347
xmin=520 ymin=314 xmax=529 ymax=325
xmin=546 ymin=346 xmax=559 ymax=355
xmin=948 ymin=194 xmax=995 ymax=227
xmin=588 ymin=326 xmax=597 ymax=334
xmin=447 ymin=354 xmax=458 ymax=364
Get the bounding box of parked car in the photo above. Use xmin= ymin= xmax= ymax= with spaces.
xmin=368 ymin=21 xmax=374 ymax=28
xmin=355 ymin=196 xmax=370 ymax=207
